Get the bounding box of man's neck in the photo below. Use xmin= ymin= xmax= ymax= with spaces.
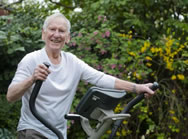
xmin=45 ymin=47 xmax=62 ymax=65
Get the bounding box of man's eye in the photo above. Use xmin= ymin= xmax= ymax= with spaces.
xmin=59 ymin=30 xmax=64 ymax=33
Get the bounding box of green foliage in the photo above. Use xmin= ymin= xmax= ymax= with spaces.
xmin=0 ymin=95 xmax=21 ymax=138
xmin=0 ymin=2 xmax=48 ymax=137
xmin=66 ymin=0 xmax=188 ymax=138
xmin=0 ymin=128 xmax=14 ymax=139
xmin=0 ymin=3 xmax=48 ymax=94
xmin=0 ymin=0 xmax=187 ymax=139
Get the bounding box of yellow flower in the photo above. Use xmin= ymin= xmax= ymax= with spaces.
xmin=184 ymin=60 xmax=188 ymax=65
xmin=145 ymin=56 xmax=152 ymax=61
xmin=106 ymin=130 xmax=111 ymax=134
xmin=169 ymin=110 xmax=175 ymax=114
xmin=180 ymin=44 xmax=185 ymax=49
xmin=172 ymin=89 xmax=176 ymax=94
xmin=116 ymin=131 xmax=121 ymax=136
xmin=177 ymin=74 xmax=185 ymax=80
xmin=141 ymin=41 xmax=150 ymax=53
xmin=133 ymin=72 xmax=142 ymax=80
xmin=128 ymin=52 xmax=136 ymax=56
xmin=150 ymin=47 xmax=156 ymax=53
xmin=172 ymin=116 xmax=179 ymax=123
xmin=165 ymin=47 xmax=171 ymax=55
xmin=163 ymin=56 xmax=168 ymax=62
xmin=128 ymin=35 xmax=132 ymax=39
xmin=171 ymin=51 xmax=177 ymax=57
xmin=165 ymin=39 xmax=173 ymax=47
xmin=176 ymin=128 xmax=180 ymax=133
xmin=166 ymin=61 xmax=173 ymax=71
xmin=171 ymin=75 xmax=176 ymax=80
xmin=158 ymin=48 xmax=163 ymax=53
xmin=141 ymin=46 xmax=147 ymax=53
xmin=133 ymin=72 xmax=136 ymax=77
xmin=151 ymin=72 xmax=155 ymax=76
xmin=144 ymin=41 xmax=150 ymax=47
xmin=121 ymin=129 xmax=127 ymax=136
xmin=128 ymin=30 xmax=132 ymax=34
xmin=123 ymin=120 xmax=128 ymax=125
xmin=146 ymin=63 xmax=152 ymax=67
xmin=114 ymin=104 xmax=123 ymax=113
xmin=119 ymin=33 xmax=127 ymax=38
xmin=136 ymin=74 xmax=142 ymax=80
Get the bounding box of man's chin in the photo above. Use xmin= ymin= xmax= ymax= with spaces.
xmin=49 ymin=44 xmax=63 ymax=50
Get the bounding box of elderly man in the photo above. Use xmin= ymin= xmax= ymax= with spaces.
xmin=6 ymin=13 xmax=155 ymax=139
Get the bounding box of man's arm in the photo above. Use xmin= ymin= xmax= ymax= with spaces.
xmin=7 ymin=77 xmax=34 ymax=102
xmin=6 ymin=64 xmax=50 ymax=102
xmin=114 ymin=78 xmax=155 ymax=97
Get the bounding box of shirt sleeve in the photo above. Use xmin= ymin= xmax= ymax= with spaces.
xmin=9 ymin=54 xmax=35 ymax=87
xmin=75 ymin=57 xmax=116 ymax=89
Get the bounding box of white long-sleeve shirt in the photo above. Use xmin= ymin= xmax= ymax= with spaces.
xmin=9 ymin=48 xmax=116 ymax=139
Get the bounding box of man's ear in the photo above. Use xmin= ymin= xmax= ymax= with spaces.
xmin=65 ymin=33 xmax=71 ymax=44
xmin=41 ymin=29 xmax=45 ymax=41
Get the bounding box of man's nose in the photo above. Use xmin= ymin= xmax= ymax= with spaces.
xmin=54 ymin=30 xmax=61 ymax=36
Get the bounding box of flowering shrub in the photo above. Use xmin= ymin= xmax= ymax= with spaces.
xmin=0 ymin=0 xmax=187 ymax=139
xmin=66 ymin=12 xmax=188 ymax=138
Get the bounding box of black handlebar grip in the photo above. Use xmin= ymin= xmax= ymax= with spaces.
xmin=65 ymin=114 xmax=81 ymax=121
xmin=109 ymin=82 xmax=159 ymax=139
xmin=128 ymin=82 xmax=159 ymax=108
xmin=43 ymin=62 xmax=50 ymax=68
xmin=29 ymin=62 xmax=64 ymax=139
xmin=149 ymin=82 xmax=159 ymax=91
xmin=123 ymin=82 xmax=159 ymax=113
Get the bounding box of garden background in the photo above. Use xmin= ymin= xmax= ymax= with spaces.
xmin=0 ymin=0 xmax=187 ymax=138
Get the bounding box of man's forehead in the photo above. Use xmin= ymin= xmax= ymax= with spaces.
xmin=48 ymin=17 xmax=67 ymax=27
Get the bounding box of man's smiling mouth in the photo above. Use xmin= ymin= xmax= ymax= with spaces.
xmin=51 ymin=39 xmax=62 ymax=43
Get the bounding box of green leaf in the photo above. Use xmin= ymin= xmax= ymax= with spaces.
xmin=0 ymin=31 xmax=7 ymax=40
xmin=10 ymin=34 xmax=20 ymax=42
xmin=15 ymin=47 xmax=25 ymax=52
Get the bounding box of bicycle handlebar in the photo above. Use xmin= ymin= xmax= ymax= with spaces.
xmin=108 ymin=82 xmax=159 ymax=139
xmin=29 ymin=62 xmax=64 ymax=139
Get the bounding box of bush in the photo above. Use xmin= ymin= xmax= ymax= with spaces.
xmin=0 ymin=128 xmax=15 ymax=139
xmin=66 ymin=10 xmax=188 ymax=138
xmin=0 ymin=95 xmax=21 ymax=138
xmin=0 ymin=0 xmax=187 ymax=138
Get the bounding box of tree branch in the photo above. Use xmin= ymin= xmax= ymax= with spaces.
xmin=48 ymin=0 xmax=76 ymax=9
xmin=0 ymin=0 xmax=24 ymax=12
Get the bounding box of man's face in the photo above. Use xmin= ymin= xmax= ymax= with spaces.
xmin=42 ymin=17 xmax=70 ymax=51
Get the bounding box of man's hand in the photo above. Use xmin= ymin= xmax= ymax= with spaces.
xmin=135 ymin=83 xmax=156 ymax=98
xmin=32 ymin=64 xmax=51 ymax=82
xmin=115 ymin=79 xmax=157 ymax=98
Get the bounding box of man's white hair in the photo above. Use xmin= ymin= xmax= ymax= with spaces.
xmin=43 ymin=13 xmax=71 ymax=33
